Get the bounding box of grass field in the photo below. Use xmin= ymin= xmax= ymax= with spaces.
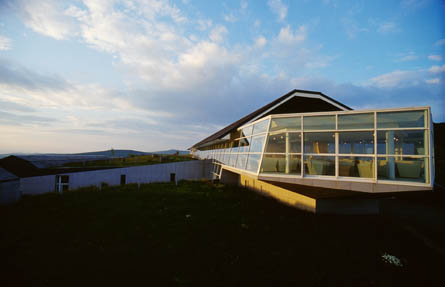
xmin=0 ymin=181 xmax=443 ymax=286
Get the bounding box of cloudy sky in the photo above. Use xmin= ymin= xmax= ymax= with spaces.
xmin=0 ymin=0 xmax=443 ymax=153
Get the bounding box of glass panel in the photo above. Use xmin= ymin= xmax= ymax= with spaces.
xmin=231 ymin=140 xmax=239 ymax=153
xmin=339 ymin=132 xmax=374 ymax=154
xmin=377 ymin=157 xmax=427 ymax=183
xmin=339 ymin=157 xmax=374 ymax=178
xmin=338 ymin=113 xmax=374 ymax=129
xmin=377 ymin=110 xmax=425 ymax=128
xmin=265 ymin=132 xmax=301 ymax=153
xmin=269 ymin=117 xmax=301 ymax=132
xmin=228 ymin=153 xmax=237 ymax=167
xmin=377 ymin=130 xmax=426 ymax=155
xmin=223 ymin=152 xmax=231 ymax=165
xmin=252 ymin=119 xmax=270 ymax=135
xmin=260 ymin=154 xmax=301 ymax=175
xmin=304 ymin=132 xmax=335 ymax=154
xmin=303 ymin=115 xmax=335 ymax=130
xmin=246 ymin=154 xmax=262 ymax=172
xmin=235 ymin=154 xmax=247 ymax=170
xmin=304 ymin=156 xmax=335 ymax=176
xmin=250 ymin=135 xmax=266 ymax=153
xmin=238 ymin=137 xmax=251 ymax=152
xmin=240 ymin=125 xmax=253 ymax=137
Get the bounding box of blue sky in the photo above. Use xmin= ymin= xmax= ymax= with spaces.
xmin=0 ymin=0 xmax=443 ymax=153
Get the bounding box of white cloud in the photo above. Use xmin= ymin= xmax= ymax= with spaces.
xmin=428 ymin=54 xmax=442 ymax=61
xmin=241 ymin=0 xmax=248 ymax=10
xmin=197 ymin=19 xmax=212 ymax=31
xmin=429 ymin=65 xmax=445 ymax=73
xmin=223 ymin=13 xmax=237 ymax=23
xmin=255 ymin=36 xmax=267 ymax=48
xmin=277 ymin=25 xmax=306 ymax=45
xmin=17 ymin=0 xmax=79 ymax=40
xmin=254 ymin=19 xmax=261 ymax=28
xmin=395 ymin=51 xmax=417 ymax=62
xmin=435 ymin=39 xmax=445 ymax=46
xmin=377 ymin=21 xmax=398 ymax=34
xmin=209 ymin=25 xmax=228 ymax=43
xmin=367 ymin=70 xmax=421 ymax=88
xmin=268 ymin=0 xmax=287 ymax=21
xmin=342 ymin=18 xmax=368 ymax=39
xmin=425 ymin=78 xmax=440 ymax=84
xmin=0 ymin=34 xmax=11 ymax=50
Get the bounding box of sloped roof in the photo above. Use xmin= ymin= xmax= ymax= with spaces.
xmin=0 ymin=167 xmax=19 ymax=182
xmin=0 ymin=155 xmax=117 ymax=178
xmin=16 ymin=155 xmax=110 ymax=168
xmin=190 ymin=89 xmax=351 ymax=149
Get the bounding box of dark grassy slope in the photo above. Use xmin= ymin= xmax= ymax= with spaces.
xmin=0 ymin=181 xmax=443 ymax=287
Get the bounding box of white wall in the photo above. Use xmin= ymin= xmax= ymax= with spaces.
xmin=0 ymin=180 xmax=20 ymax=204
xmin=20 ymin=160 xmax=212 ymax=195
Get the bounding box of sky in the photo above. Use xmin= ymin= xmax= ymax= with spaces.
xmin=0 ymin=0 xmax=444 ymax=154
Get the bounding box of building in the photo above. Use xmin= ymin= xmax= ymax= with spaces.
xmin=190 ymin=89 xmax=434 ymax=213
xmin=0 ymin=155 xmax=212 ymax=204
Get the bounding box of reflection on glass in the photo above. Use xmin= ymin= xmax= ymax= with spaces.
xmin=231 ymin=140 xmax=239 ymax=153
xmin=377 ymin=110 xmax=425 ymax=128
xmin=228 ymin=153 xmax=238 ymax=167
xmin=304 ymin=133 xmax=335 ymax=154
xmin=265 ymin=132 xmax=301 ymax=153
xmin=269 ymin=117 xmax=301 ymax=132
xmin=252 ymin=119 xmax=270 ymax=135
xmin=241 ymin=125 xmax=253 ymax=137
xmin=260 ymin=154 xmax=301 ymax=174
xmin=246 ymin=154 xmax=262 ymax=172
xmin=239 ymin=137 xmax=251 ymax=152
xmin=303 ymin=115 xmax=335 ymax=130
xmin=339 ymin=157 xmax=374 ymax=178
xmin=235 ymin=154 xmax=247 ymax=170
xmin=378 ymin=157 xmax=427 ymax=183
xmin=377 ymin=130 xmax=426 ymax=155
xmin=339 ymin=132 xmax=374 ymax=154
xmin=338 ymin=113 xmax=374 ymax=129
xmin=250 ymin=135 xmax=266 ymax=153
xmin=304 ymin=156 xmax=335 ymax=176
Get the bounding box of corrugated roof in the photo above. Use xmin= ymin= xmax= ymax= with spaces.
xmin=190 ymin=89 xmax=351 ymax=149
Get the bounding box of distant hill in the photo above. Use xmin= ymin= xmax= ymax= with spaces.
xmin=0 ymin=149 xmax=189 ymax=159
xmin=74 ymin=149 xmax=189 ymax=157
xmin=152 ymin=149 xmax=189 ymax=155
xmin=74 ymin=149 xmax=149 ymax=157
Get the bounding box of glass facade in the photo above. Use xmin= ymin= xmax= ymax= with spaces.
xmin=193 ymin=107 xmax=432 ymax=185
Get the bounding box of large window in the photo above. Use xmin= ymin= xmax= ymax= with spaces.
xmin=304 ymin=132 xmax=335 ymax=154
xmin=265 ymin=132 xmax=301 ymax=153
xmin=377 ymin=130 xmax=426 ymax=155
xmin=304 ymin=156 xmax=335 ymax=176
xmin=338 ymin=113 xmax=374 ymax=129
xmin=304 ymin=115 xmax=335 ymax=130
xmin=339 ymin=132 xmax=374 ymax=154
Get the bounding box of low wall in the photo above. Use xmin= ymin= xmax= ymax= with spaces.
xmin=20 ymin=160 xmax=212 ymax=195
xmin=0 ymin=180 xmax=21 ymax=205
